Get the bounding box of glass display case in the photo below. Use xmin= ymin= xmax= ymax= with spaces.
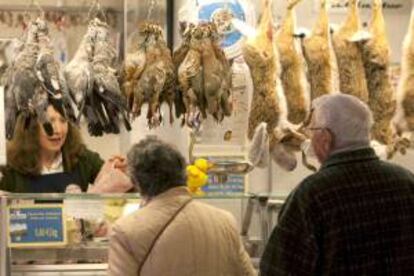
xmin=0 ymin=193 xmax=285 ymax=275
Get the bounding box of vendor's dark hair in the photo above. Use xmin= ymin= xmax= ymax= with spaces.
xmin=127 ymin=137 xmax=187 ymax=197
xmin=6 ymin=107 xmax=86 ymax=176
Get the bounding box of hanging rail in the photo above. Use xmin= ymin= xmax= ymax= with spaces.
xmin=0 ymin=5 xmax=122 ymax=13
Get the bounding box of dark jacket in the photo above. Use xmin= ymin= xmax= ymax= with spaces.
xmin=260 ymin=147 xmax=414 ymax=276
xmin=0 ymin=149 xmax=104 ymax=193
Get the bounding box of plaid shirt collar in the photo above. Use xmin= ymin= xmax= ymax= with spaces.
xmin=321 ymin=147 xmax=378 ymax=170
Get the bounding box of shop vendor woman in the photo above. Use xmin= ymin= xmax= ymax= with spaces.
xmin=0 ymin=103 xmax=125 ymax=193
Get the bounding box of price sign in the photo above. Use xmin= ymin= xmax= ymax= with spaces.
xmin=196 ymin=155 xmax=247 ymax=195
xmin=8 ymin=205 xmax=67 ymax=248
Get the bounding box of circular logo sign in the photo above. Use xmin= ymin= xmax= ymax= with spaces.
xmin=197 ymin=0 xmax=255 ymax=59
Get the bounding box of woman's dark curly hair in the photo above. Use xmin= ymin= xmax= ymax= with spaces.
xmin=127 ymin=137 xmax=187 ymax=197
xmin=6 ymin=111 xmax=86 ymax=176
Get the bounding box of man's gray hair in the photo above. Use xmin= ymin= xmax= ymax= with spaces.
xmin=312 ymin=94 xmax=374 ymax=152
xmin=127 ymin=137 xmax=187 ymax=197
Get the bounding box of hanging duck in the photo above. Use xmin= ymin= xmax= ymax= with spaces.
xmin=64 ymin=19 xmax=97 ymax=125
xmin=177 ymin=22 xmax=233 ymax=128
xmin=91 ymin=18 xmax=130 ymax=135
xmin=172 ymin=22 xmax=195 ymax=122
xmin=65 ymin=17 xmax=130 ymax=136
xmin=122 ymin=22 xmax=176 ymax=128
xmin=4 ymin=17 xmax=76 ymax=140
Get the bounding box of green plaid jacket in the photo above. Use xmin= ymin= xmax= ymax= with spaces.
xmin=260 ymin=148 xmax=414 ymax=275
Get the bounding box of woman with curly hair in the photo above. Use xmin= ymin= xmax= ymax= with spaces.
xmin=0 ymin=103 xmax=122 ymax=193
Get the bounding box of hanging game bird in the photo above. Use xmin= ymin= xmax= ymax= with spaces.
xmin=4 ymin=17 xmax=76 ymax=139
xmin=176 ymin=22 xmax=233 ymax=128
xmin=65 ymin=18 xmax=131 ymax=136
xmin=64 ymin=19 xmax=97 ymax=124
xmin=35 ymin=18 xmax=76 ymax=135
xmin=122 ymin=22 xmax=176 ymax=128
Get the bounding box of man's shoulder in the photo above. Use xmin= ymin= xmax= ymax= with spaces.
xmin=320 ymin=153 xmax=414 ymax=180
xmin=293 ymin=160 xmax=414 ymax=203
xmin=290 ymin=168 xmax=348 ymax=207
xmin=294 ymin=171 xmax=332 ymax=196
xmin=377 ymin=160 xmax=414 ymax=180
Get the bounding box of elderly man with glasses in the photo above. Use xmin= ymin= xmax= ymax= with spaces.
xmin=260 ymin=94 xmax=414 ymax=275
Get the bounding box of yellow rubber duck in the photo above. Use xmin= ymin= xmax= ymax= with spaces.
xmin=194 ymin=158 xmax=212 ymax=173
xmin=187 ymin=158 xmax=212 ymax=196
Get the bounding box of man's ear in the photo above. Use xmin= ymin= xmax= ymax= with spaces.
xmin=325 ymin=129 xmax=335 ymax=152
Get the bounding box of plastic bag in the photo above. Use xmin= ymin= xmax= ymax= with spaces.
xmin=88 ymin=161 xmax=134 ymax=193
xmin=248 ymin=122 xmax=270 ymax=168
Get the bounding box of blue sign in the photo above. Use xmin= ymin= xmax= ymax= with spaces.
xmin=8 ymin=205 xmax=66 ymax=247
xmin=198 ymin=1 xmax=246 ymax=49
xmin=203 ymin=173 xmax=245 ymax=195
xmin=199 ymin=157 xmax=246 ymax=195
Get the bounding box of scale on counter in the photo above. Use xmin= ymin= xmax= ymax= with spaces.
xmin=188 ymin=128 xmax=254 ymax=184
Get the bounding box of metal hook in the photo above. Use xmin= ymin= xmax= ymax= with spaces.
xmin=34 ymin=0 xmax=44 ymax=16
xmin=146 ymin=0 xmax=157 ymax=21
xmin=97 ymin=1 xmax=108 ymax=23
xmin=87 ymin=0 xmax=98 ymax=21
xmin=28 ymin=0 xmax=44 ymax=18
xmin=87 ymin=0 xmax=107 ymax=23
xmin=22 ymin=0 xmax=42 ymax=28
xmin=224 ymin=0 xmax=230 ymax=11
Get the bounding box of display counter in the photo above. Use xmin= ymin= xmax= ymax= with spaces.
xmin=0 ymin=192 xmax=285 ymax=275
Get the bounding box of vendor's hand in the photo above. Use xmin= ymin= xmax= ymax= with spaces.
xmin=109 ymin=155 xmax=127 ymax=173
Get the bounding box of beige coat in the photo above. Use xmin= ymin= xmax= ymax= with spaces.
xmin=108 ymin=187 xmax=256 ymax=276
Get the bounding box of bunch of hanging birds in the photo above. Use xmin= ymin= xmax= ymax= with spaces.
xmin=64 ymin=17 xmax=131 ymax=136
xmin=3 ymin=16 xmax=76 ymax=140
xmin=121 ymin=22 xmax=176 ymax=129
xmin=3 ymin=16 xmax=131 ymax=139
